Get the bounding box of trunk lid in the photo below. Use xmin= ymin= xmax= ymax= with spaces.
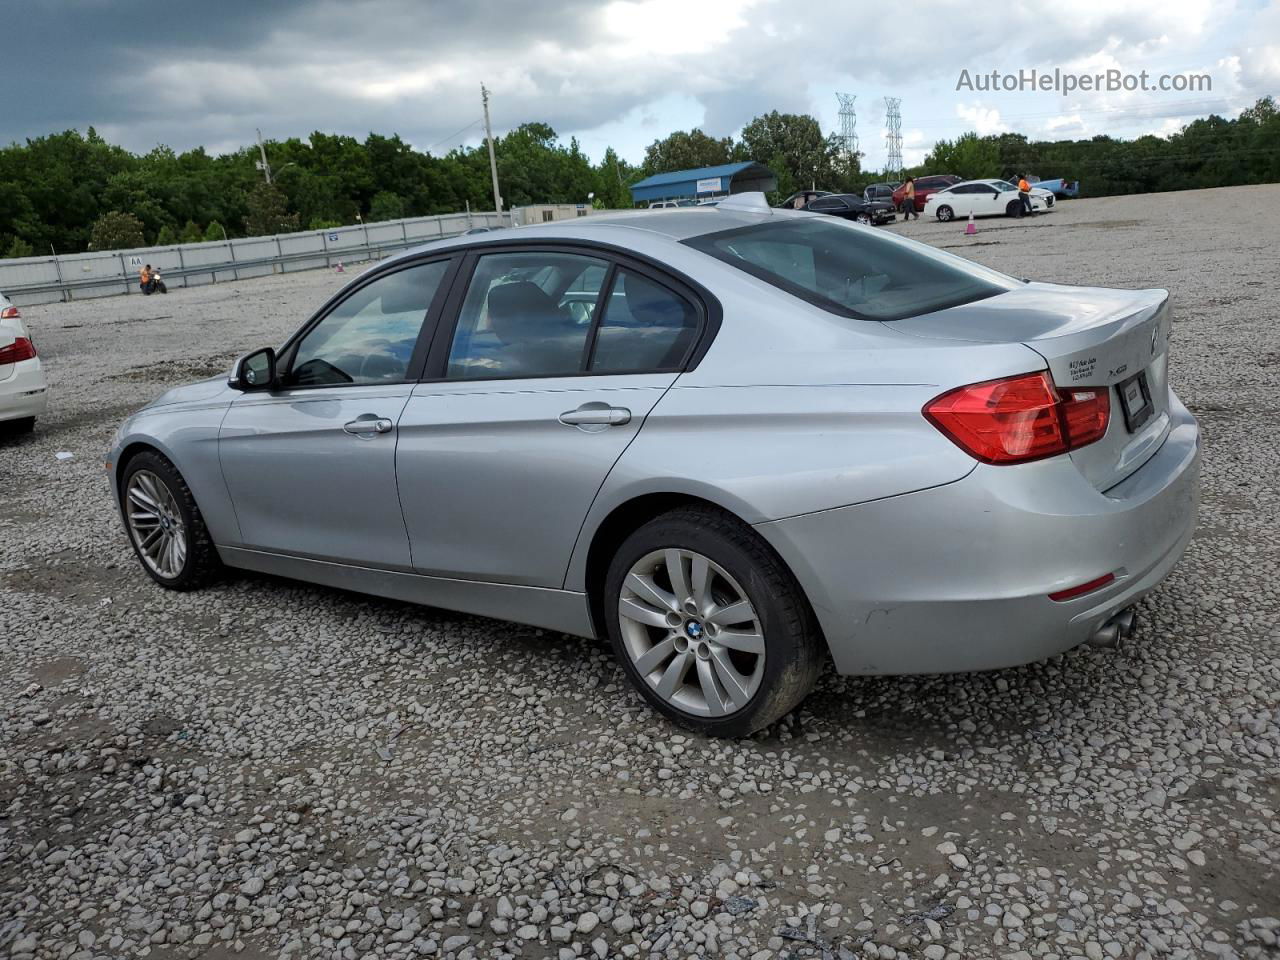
xmin=891 ymin=282 xmax=1173 ymax=490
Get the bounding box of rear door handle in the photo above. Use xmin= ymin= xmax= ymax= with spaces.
xmin=343 ymin=416 xmax=394 ymax=436
xmin=558 ymin=403 xmax=632 ymax=427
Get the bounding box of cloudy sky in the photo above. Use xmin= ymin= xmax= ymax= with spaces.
xmin=7 ymin=0 xmax=1278 ymax=170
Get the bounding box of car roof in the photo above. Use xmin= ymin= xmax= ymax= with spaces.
xmin=391 ymin=202 xmax=819 ymax=262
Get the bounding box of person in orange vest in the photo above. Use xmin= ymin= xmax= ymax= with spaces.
xmin=139 ymin=263 xmax=153 ymax=293
xmin=1017 ymin=175 xmax=1036 ymax=217
xmin=900 ymin=177 xmax=918 ymax=221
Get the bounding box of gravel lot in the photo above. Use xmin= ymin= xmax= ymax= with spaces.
xmin=3 ymin=184 xmax=1278 ymax=960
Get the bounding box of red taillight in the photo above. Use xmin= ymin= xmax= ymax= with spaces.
xmin=1058 ymin=385 xmax=1109 ymax=448
xmin=923 ymin=371 xmax=1110 ymax=465
xmin=1048 ymin=572 xmax=1115 ymax=602
xmin=0 ymin=337 xmax=37 ymax=364
xmin=0 ymin=306 xmax=19 ymax=320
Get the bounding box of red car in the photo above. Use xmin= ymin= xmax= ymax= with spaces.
xmin=893 ymin=174 xmax=962 ymax=213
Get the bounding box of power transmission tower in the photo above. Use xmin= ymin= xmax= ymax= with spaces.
xmin=835 ymin=93 xmax=859 ymax=162
xmin=884 ymin=97 xmax=903 ymax=178
xmin=481 ymin=83 xmax=503 ymax=213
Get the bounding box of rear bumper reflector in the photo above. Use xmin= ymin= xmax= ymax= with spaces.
xmin=1049 ymin=572 xmax=1116 ymax=602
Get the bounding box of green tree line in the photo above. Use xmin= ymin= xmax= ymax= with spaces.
xmin=0 ymin=98 xmax=1275 ymax=257
xmin=918 ymin=97 xmax=1279 ymax=191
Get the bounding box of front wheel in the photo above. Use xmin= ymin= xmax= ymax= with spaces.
xmin=120 ymin=451 xmax=221 ymax=590
xmin=855 ymin=212 xmax=871 ymax=225
xmin=1006 ymin=200 xmax=1023 ymax=218
xmin=604 ymin=506 xmax=824 ymax=737
xmin=936 ymin=205 xmax=954 ymax=222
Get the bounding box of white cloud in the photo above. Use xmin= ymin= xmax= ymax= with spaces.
xmin=955 ymin=102 xmax=1006 ymax=136
xmin=7 ymin=0 xmax=1268 ymax=169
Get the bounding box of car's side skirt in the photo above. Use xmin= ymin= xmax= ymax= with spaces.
xmin=218 ymin=546 xmax=596 ymax=639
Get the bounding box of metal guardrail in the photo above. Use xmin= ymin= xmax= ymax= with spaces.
xmin=0 ymin=211 xmax=510 ymax=306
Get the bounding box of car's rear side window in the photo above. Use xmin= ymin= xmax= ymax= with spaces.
xmin=684 ymin=218 xmax=1017 ymax=321
xmin=589 ymin=270 xmax=699 ymax=373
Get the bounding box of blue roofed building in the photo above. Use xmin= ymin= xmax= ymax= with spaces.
xmin=628 ymin=161 xmax=777 ymax=206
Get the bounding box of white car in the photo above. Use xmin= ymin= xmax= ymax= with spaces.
xmin=0 ymin=293 xmax=49 ymax=433
xmin=924 ymin=179 xmax=1055 ymax=222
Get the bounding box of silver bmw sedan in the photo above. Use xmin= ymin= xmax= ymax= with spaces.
xmin=107 ymin=194 xmax=1199 ymax=737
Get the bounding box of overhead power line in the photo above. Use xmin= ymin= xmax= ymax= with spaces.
xmin=427 ymin=118 xmax=483 ymax=152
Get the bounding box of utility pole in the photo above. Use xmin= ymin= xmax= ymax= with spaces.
xmin=256 ymin=128 xmax=273 ymax=184
xmin=481 ymin=83 xmax=502 ymax=213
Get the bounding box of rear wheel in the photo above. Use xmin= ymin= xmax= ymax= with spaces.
xmin=604 ymin=506 xmax=824 ymax=738
xmin=120 ymin=451 xmax=221 ymax=590
xmin=936 ymin=205 xmax=954 ymax=222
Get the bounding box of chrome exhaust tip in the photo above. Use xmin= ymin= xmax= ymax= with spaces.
xmin=1114 ymin=607 xmax=1138 ymax=640
xmin=1086 ymin=622 xmax=1122 ymax=649
xmin=1086 ymin=606 xmax=1137 ymax=650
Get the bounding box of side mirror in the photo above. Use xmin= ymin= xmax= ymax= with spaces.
xmin=229 ymin=347 xmax=276 ymax=391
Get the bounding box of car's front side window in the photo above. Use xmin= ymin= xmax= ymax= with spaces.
xmin=285 ymin=260 xmax=450 ymax=387
xmin=445 ymin=252 xmax=608 ymax=380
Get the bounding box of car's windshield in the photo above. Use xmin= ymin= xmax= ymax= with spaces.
xmin=684 ymin=217 xmax=1018 ymax=321
xmin=992 ymin=180 xmax=1018 ymax=192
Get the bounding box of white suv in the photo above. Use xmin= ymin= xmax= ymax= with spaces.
xmin=0 ymin=293 xmax=49 ymax=433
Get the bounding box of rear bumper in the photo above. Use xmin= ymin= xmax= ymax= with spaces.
xmin=756 ymin=391 xmax=1200 ymax=675
xmin=0 ymin=359 xmax=49 ymax=422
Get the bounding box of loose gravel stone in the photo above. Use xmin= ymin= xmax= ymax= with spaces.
xmin=2 ymin=187 xmax=1279 ymax=960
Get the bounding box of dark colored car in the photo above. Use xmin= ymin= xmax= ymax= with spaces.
xmin=893 ymin=175 xmax=963 ymax=213
xmin=777 ymin=189 xmax=833 ymax=210
xmin=805 ymin=193 xmax=895 ymax=225
xmin=862 ymin=182 xmax=899 ymax=203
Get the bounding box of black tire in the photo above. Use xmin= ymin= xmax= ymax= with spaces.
xmin=2 ymin=417 xmax=35 ymax=435
xmin=603 ymin=506 xmax=824 ymax=738
xmin=119 ymin=450 xmax=221 ymax=590
xmin=936 ymin=205 xmax=954 ymax=222
xmin=855 ymin=212 xmax=871 ymax=225
xmin=1006 ymin=200 xmax=1023 ymax=218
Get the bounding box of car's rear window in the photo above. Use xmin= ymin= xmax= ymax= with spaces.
xmin=683 ymin=217 xmax=1017 ymax=321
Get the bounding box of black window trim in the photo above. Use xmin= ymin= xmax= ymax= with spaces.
xmin=581 ymin=261 xmax=618 ymax=371
xmin=272 ymin=254 xmax=462 ymax=393
xmin=418 ymin=239 xmax=720 ymax=384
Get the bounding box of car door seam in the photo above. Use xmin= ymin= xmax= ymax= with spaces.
xmin=556 ymin=375 xmax=683 ymax=591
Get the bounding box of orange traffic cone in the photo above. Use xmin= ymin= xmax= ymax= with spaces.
xmin=965 ymin=212 xmax=977 ymax=236
xmin=335 ymin=261 xmax=345 ymax=273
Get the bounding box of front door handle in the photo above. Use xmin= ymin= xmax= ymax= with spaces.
xmin=343 ymin=416 xmax=394 ymax=436
xmin=558 ymin=403 xmax=632 ymax=428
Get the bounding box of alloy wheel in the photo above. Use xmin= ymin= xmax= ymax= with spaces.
xmin=125 ymin=470 xmax=187 ymax=578
xmin=617 ymin=548 xmax=765 ymax=717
